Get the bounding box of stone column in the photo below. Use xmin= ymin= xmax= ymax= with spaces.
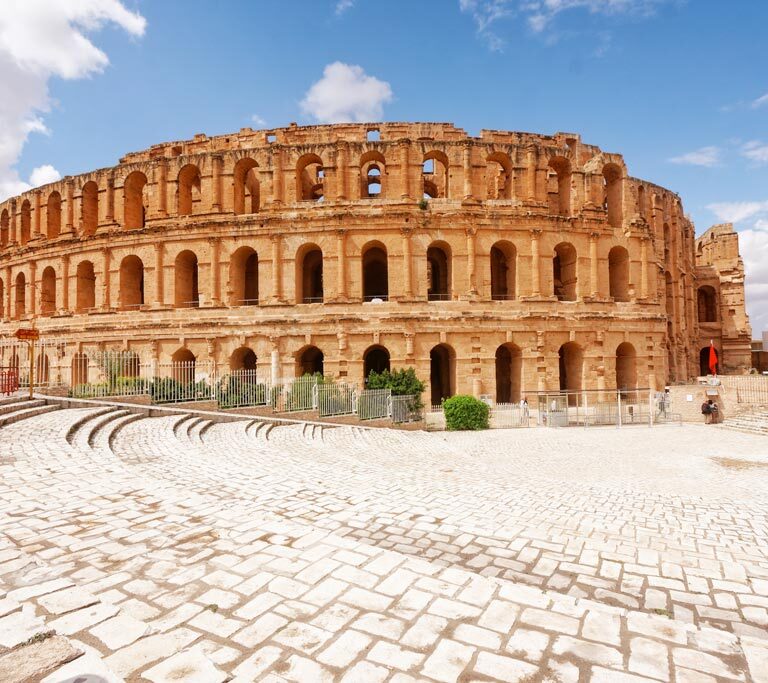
xmin=589 ymin=232 xmax=599 ymax=298
xmin=101 ymin=248 xmax=111 ymax=310
xmin=209 ymin=237 xmax=221 ymax=305
xmin=529 ymin=229 xmax=541 ymax=297
xmin=401 ymin=227 xmax=413 ymax=298
xmin=526 ymin=148 xmax=537 ymax=201
xmin=29 ymin=261 xmax=36 ymax=318
xmin=466 ymin=227 xmax=477 ymax=295
xmin=61 ymin=255 xmax=69 ymax=312
xmin=400 ymin=142 xmax=411 ymax=199
xmin=640 ymin=236 xmax=649 ymax=299
xmin=9 ymin=200 xmax=16 ymax=244
xmin=463 ymin=144 xmax=473 ymax=200
xmin=337 ymin=144 xmax=348 ymax=200
xmin=154 ymin=242 xmax=165 ymax=307
xmin=211 ymin=155 xmax=223 ymax=212
xmin=106 ymin=176 xmax=115 ymax=224
xmin=4 ymin=266 xmax=11 ymax=319
xmin=65 ymin=181 xmax=74 ymax=234
xmin=158 ymin=161 xmax=168 ymax=216
xmin=34 ymin=192 xmax=42 ymax=238
xmin=272 ymin=147 xmax=284 ymax=204
xmin=336 ymin=229 xmax=347 ymax=300
xmin=270 ymin=233 xmax=283 ymax=302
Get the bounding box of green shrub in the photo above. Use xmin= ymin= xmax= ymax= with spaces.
xmin=443 ymin=395 xmax=489 ymax=431
xmin=366 ymin=368 xmax=425 ymax=409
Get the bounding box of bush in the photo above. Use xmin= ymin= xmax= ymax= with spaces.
xmin=366 ymin=368 xmax=425 ymax=409
xmin=443 ymin=395 xmax=489 ymax=431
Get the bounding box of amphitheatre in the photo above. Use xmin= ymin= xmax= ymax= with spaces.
xmin=0 ymin=123 xmax=766 ymax=682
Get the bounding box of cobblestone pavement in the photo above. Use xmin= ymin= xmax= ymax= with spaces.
xmin=0 ymin=403 xmax=767 ymax=681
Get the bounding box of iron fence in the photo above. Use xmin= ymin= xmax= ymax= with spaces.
xmin=216 ymin=369 xmax=271 ymax=409
xmin=357 ymin=388 xmax=391 ymax=420
xmin=718 ymin=375 xmax=768 ymax=405
xmin=490 ymin=403 xmax=530 ymax=428
xmin=390 ymin=395 xmax=422 ymax=423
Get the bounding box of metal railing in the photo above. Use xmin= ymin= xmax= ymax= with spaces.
xmin=0 ymin=367 xmax=19 ymax=395
xmin=718 ymin=375 xmax=768 ymax=405
xmin=357 ymin=388 xmax=391 ymax=420
xmin=217 ymin=369 xmax=271 ymax=409
xmin=317 ymin=382 xmax=357 ymax=417
xmin=490 ymin=403 xmax=529 ymax=428
xmin=427 ymin=292 xmax=451 ymax=301
xmin=390 ymin=395 xmax=422 ymax=423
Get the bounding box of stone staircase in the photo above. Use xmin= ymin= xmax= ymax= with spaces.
xmin=721 ymin=408 xmax=768 ymax=436
xmin=0 ymin=395 xmax=59 ymax=427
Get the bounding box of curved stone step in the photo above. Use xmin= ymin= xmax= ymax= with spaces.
xmin=64 ymin=407 xmax=117 ymax=446
xmin=0 ymin=403 xmax=59 ymax=428
xmin=87 ymin=410 xmax=132 ymax=448
xmin=0 ymin=399 xmax=46 ymax=416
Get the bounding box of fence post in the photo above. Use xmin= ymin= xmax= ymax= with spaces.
xmin=617 ymin=390 xmax=622 ymax=428
xmin=649 ymin=391 xmax=653 ymax=427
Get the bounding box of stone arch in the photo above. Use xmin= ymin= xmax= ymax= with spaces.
xmin=177 ymin=164 xmax=202 ymax=216
xmin=297 ymin=154 xmax=324 ymax=202
xmin=558 ymin=342 xmax=583 ymax=400
xmin=47 ymin=191 xmax=61 ymax=239
xmin=230 ymin=246 xmax=259 ymax=306
xmin=71 ymin=352 xmax=89 ymax=387
xmin=360 ymin=151 xmax=385 ymax=198
xmin=490 ymin=240 xmax=516 ymax=300
xmin=0 ymin=209 xmax=8 ymax=247
xmin=296 ymin=345 xmax=324 ymax=376
xmin=119 ymin=255 xmax=144 ymax=309
xmin=20 ymin=200 xmax=31 ymax=244
xmin=548 ymin=156 xmax=571 ymax=216
xmin=495 ymin=343 xmax=522 ymax=404
xmin=699 ymin=345 xmax=718 ymax=376
xmin=427 ymin=241 xmax=451 ymax=301
xmin=486 ymin=152 xmax=512 ymax=200
xmin=233 ymin=158 xmax=260 ymax=215
xmin=75 ymin=260 xmax=96 ymax=312
xmin=608 ymin=246 xmax=630 ymax=302
xmin=171 ymin=347 xmax=196 ymax=384
xmin=124 ymin=171 xmax=147 ymax=229
xmin=603 ymin=163 xmax=623 ymax=228
xmin=553 ymin=242 xmax=577 ymax=301
xmin=230 ymin=346 xmax=257 ymax=371
xmin=175 ymin=250 xmax=200 ymax=308
xmin=697 ymin=285 xmax=717 ymax=323
xmin=296 ymin=243 xmax=323 ymax=304
xmin=14 ymin=272 xmax=25 ymax=318
xmin=40 ymin=266 xmax=56 ymax=316
xmin=81 ymin=181 xmax=99 ymax=236
xmin=423 ymin=151 xmax=449 ymax=199
xmin=616 ymin=342 xmax=637 ymax=392
xmin=430 ymin=343 xmax=455 ymax=405
xmin=362 ymin=241 xmax=388 ymax=300
xmin=363 ymin=345 xmax=390 ymax=380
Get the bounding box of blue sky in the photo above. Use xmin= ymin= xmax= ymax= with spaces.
xmin=2 ymin=0 xmax=767 ymax=335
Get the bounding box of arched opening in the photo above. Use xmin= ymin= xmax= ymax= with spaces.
xmin=178 ymin=164 xmax=202 ymax=216
xmin=363 ymin=345 xmax=390 ymax=380
xmin=637 ymin=185 xmax=647 ymax=220
xmin=230 ymin=347 xmax=257 ymax=371
xmin=423 ymin=151 xmax=449 ymax=199
xmin=697 ymin=286 xmax=717 ymax=323
xmin=490 ymin=241 xmax=516 ymax=300
xmin=665 ymin=272 xmax=674 ymax=317
xmin=175 ymin=250 xmax=200 ymax=308
xmin=0 ymin=278 xmax=3 ymax=318
xmin=233 ymin=158 xmax=260 ymax=215
xmin=297 ymin=154 xmax=324 ymax=202
xmin=616 ymin=342 xmax=637 ymax=393
xmin=553 ymin=242 xmax=577 ymax=301
xmin=81 ymin=181 xmax=99 ymax=236
xmin=20 ymin=200 xmax=31 ymax=244
xmin=362 ymin=242 xmax=388 ymax=300
xmin=427 ymin=242 xmax=451 ymax=301
xmin=297 ymin=245 xmax=323 ymax=304
xmin=14 ymin=272 xmax=26 ymax=319
xmin=558 ymin=342 xmax=583 ymax=403
xmin=495 ymin=344 xmax=522 ymax=404
xmin=230 ymin=247 xmax=259 ymax=306
xmin=603 ymin=163 xmax=622 ymax=228
xmin=71 ymin=353 xmax=89 ymax=387
xmin=75 ymin=261 xmax=96 ymax=313
xmin=360 ymin=151 xmax=385 ymax=198
xmin=296 ymin=346 xmax=324 ymax=376
xmin=700 ymin=346 xmax=718 ymax=376
xmin=486 ymin=153 xmax=512 ymax=200
xmin=430 ymin=343 xmax=455 ymax=405
xmin=35 ymin=353 xmax=49 ymax=386
xmin=663 ymin=223 xmax=671 ymax=264
xmin=548 ymin=156 xmax=571 ymax=216
xmin=608 ymin=246 xmax=630 ymax=302
xmin=40 ymin=266 xmax=56 ymax=316
xmin=119 ymin=255 xmax=144 ymax=309
xmin=0 ymin=209 xmax=8 ymax=247
xmin=124 ymin=171 xmax=147 ymax=229
xmin=171 ymin=348 xmax=196 ymax=385
xmin=47 ymin=191 xmax=61 ymax=239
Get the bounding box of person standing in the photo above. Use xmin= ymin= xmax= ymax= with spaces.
xmin=701 ymin=399 xmax=712 ymax=424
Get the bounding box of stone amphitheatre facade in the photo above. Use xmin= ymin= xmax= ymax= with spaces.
xmin=0 ymin=122 xmax=753 ymax=404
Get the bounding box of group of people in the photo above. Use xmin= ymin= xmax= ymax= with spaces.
xmin=701 ymin=398 xmax=720 ymax=424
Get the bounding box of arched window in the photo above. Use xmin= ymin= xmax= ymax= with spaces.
xmin=423 ymin=151 xmax=449 ymax=199
xmin=171 ymin=348 xmax=196 ymax=385
xmin=40 ymin=266 xmax=56 ymax=315
xmin=427 ymin=242 xmax=451 ymax=301
xmin=297 ymin=244 xmax=323 ymax=304
xmin=558 ymin=342 xmax=583 ymax=402
xmin=548 ymin=157 xmax=571 ymax=216
xmin=603 ymin=163 xmax=622 ymax=228
xmin=697 ymin=286 xmax=717 ymax=323
xmin=71 ymin=353 xmax=89 ymax=387
xmin=616 ymin=342 xmax=637 ymax=394
xmin=486 ymin=153 xmax=512 ymax=200
xmin=362 ymin=242 xmax=388 ymax=301
xmin=360 ymin=151 xmax=386 ymax=198
xmin=76 ymin=260 xmax=96 ymax=313
xmin=124 ymin=171 xmax=147 ymax=229
xmin=230 ymin=347 xmax=257 ymax=371
xmin=430 ymin=343 xmax=455 ymax=405
xmin=699 ymin=346 xmax=718 ymax=376
xmin=0 ymin=209 xmax=8 ymax=247
xmin=175 ymin=250 xmax=199 ymax=308
xmin=608 ymin=246 xmax=630 ymax=302
xmin=35 ymin=353 xmax=50 ymax=386
xmin=363 ymin=345 xmax=390 ymax=380
xmin=297 ymin=154 xmax=324 ymax=201
xmin=495 ymin=344 xmax=522 ymax=404
xmin=14 ymin=272 xmax=26 ymax=319
xmin=553 ymin=242 xmax=577 ymax=301
xmin=47 ymin=191 xmax=61 ymax=239
xmin=81 ymin=181 xmax=99 ymax=236
xmin=490 ymin=241 xmax=516 ymax=300
xmin=233 ymin=158 xmax=259 ymax=215
xmin=296 ymin=346 xmax=324 ymax=376
xmin=178 ymin=164 xmax=202 ymax=216
xmin=119 ymin=255 xmax=144 ymax=309
xmin=20 ymin=200 xmax=31 ymax=244
xmin=230 ymin=246 xmax=259 ymax=306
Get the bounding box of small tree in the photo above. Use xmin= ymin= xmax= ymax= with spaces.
xmin=443 ymin=395 xmax=489 ymax=431
xmin=366 ymin=367 xmax=425 ymax=409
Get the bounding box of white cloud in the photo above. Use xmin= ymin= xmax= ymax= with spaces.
xmin=335 ymin=0 xmax=355 ymax=14
xmin=751 ymin=92 xmax=768 ymax=109
xmin=0 ymin=0 xmax=146 ymax=200
xmin=669 ymin=146 xmax=721 ymax=168
xmin=741 ymin=140 xmax=768 ymax=164
xmin=300 ymin=62 xmax=393 ymax=123
xmin=706 ymin=201 xmax=768 ymax=224
xmin=29 ymin=164 xmax=61 ymax=187
xmin=251 ymin=114 xmax=267 ymax=126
